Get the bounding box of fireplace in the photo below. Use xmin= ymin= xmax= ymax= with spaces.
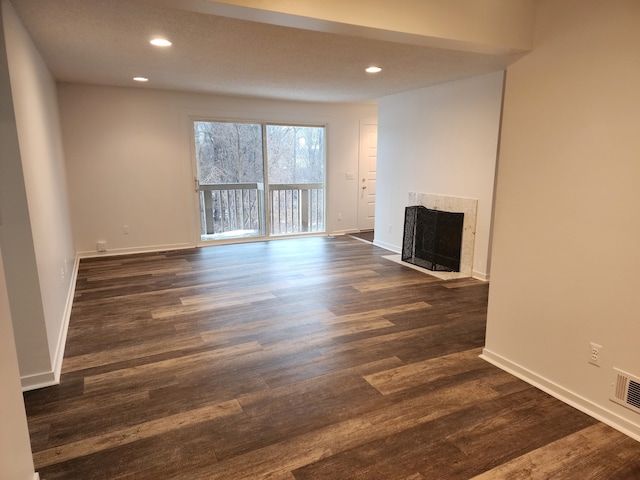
xmin=402 ymin=206 xmax=464 ymax=272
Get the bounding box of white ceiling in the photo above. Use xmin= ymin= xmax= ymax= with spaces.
xmin=9 ymin=0 xmax=524 ymax=103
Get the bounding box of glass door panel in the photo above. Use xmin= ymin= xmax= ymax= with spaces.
xmin=266 ymin=125 xmax=325 ymax=235
xmin=193 ymin=121 xmax=266 ymax=241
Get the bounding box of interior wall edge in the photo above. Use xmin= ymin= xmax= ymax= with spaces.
xmin=480 ymin=348 xmax=640 ymax=443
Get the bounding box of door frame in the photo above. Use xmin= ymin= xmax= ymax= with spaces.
xmin=189 ymin=117 xmax=328 ymax=246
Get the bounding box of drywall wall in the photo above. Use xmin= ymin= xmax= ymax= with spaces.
xmin=57 ymin=83 xmax=377 ymax=255
xmin=375 ymin=71 xmax=504 ymax=280
xmin=3 ymin=0 xmax=75 ymax=388
xmin=485 ymin=0 xmax=640 ymax=439
xmin=0 ymin=248 xmax=37 ymax=480
xmin=0 ymin=0 xmax=49 ymax=388
xmin=0 ymin=3 xmax=39 ymax=477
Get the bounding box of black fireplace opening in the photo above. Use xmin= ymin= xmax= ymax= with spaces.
xmin=402 ymin=206 xmax=464 ymax=272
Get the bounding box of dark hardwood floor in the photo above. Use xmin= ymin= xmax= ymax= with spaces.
xmin=348 ymin=230 xmax=374 ymax=243
xmin=23 ymin=236 xmax=640 ymax=479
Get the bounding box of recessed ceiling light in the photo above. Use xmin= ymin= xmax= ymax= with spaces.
xmin=133 ymin=77 xmax=149 ymax=82
xmin=150 ymin=38 xmax=172 ymax=47
xmin=365 ymin=66 xmax=382 ymax=73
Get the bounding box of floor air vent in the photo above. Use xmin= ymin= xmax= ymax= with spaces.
xmin=611 ymin=368 xmax=640 ymax=414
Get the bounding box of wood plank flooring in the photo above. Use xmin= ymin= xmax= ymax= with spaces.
xmin=23 ymin=236 xmax=640 ymax=479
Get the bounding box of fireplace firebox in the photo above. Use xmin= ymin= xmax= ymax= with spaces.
xmin=402 ymin=206 xmax=464 ymax=272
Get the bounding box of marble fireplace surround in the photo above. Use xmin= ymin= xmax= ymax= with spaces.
xmin=385 ymin=192 xmax=478 ymax=280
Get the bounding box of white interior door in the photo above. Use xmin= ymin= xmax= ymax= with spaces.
xmin=358 ymin=123 xmax=377 ymax=231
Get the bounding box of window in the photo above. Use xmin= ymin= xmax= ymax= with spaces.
xmin=194 ymin=121 xmax=325 ymax=241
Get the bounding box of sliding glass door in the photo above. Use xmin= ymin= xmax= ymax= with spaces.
xmin=193 ymin=120 xmax=325 ymax=242
xmin=194 ymin=121 xmax=266 ymax=241
xmin=267 ymin=125 xmax=325 ymax=235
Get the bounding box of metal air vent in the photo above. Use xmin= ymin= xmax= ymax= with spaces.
xmin=611 ymin=368 xmax=640 ymax=414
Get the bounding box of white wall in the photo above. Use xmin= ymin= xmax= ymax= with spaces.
xmin=375 ymin=71 xmax=504 ymax=280
xmin=0 ymin=3 xmax=38 ymax=478
xmin=3 ymin=0 xmax=76 ymax=388
xmin=58 ymin=83 xmax=377 ymax=255
xmin=0 ymin=0 xmax=49 ymax=383
xmin=0 ymin=249 xmax=37 ymax=480
xmin=485 ymin=0 xmax=640 ymax=440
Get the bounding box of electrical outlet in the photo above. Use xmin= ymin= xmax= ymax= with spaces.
xmin=588 ymin=342 xmax=602 ymax=366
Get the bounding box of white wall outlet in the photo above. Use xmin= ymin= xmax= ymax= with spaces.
xmin=588 ymin=342 xmax=602 ymax=366
xmin=122 ymin=224 xmax=129 ymax=235
xmin=97 ymin=241 xmax=107 ymax=252
xmin=337 ymin=213 xmax=342 ymax=221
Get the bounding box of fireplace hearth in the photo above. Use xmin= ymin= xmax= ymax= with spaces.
xmin=402 ymin=206 xmax=464 ymax=272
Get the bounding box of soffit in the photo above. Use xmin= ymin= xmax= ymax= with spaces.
xmin=8 ymin=0 xmax=531 ymax=102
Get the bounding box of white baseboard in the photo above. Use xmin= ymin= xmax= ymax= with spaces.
xmin=51 ymin=254 xmax=80 ymax=379
xmin=21 ymin=370 xmax=58 ymax=391
xmin=372 ymin=239 xmax=400 ymax=253
xmin=21 ymin=255 xmax=80 ymax=392
xmin=77 ymin=242 xmax=193 ymax=259
xmin=480 ymin=348 xmax=640 ymax=442
xmin=34 ymin=472 xmax=40 ymax=480
xmin=330 ymin=229 xmax=359 ymax=236
xmin=472 ymin=270 xmax=490 ymax=282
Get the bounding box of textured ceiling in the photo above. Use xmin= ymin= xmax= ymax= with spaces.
xmin=9 ymin=0 xmax=521 ymax=102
